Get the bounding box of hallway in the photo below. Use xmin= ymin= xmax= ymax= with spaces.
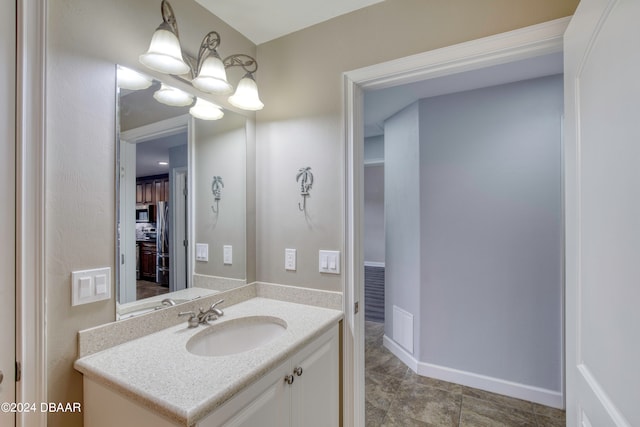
xmin=364 ymin=321 xmax=566 ymax=426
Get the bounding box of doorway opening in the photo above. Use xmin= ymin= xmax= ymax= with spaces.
xmin=343 ymin=17 xmax=570 ymax=426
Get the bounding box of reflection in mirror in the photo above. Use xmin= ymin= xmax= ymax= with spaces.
xmin=116 ymin=65 xmax=247 ymax=319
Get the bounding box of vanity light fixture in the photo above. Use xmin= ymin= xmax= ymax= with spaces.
xmin=190 ymin=98 xmax=224 ymax=121
xmin=158 ymin=161 xmax=169 ymax=166
xmin=153 ymin=83 xmax=194 ymax=107
xmin=117 ymin=66 xmax=153 ymax=90
xmin=140 ymin=0 xmax=264 ymax=111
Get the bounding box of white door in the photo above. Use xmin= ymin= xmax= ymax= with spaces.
xmin=119 ymin=140 xmax=137 ymax=303
xmin=171 ymin=168 xmax=188 ymax=292
xmin=564 ymin=0 xmax=640 ymax=426
xmin=0 ymin=0 xmax=16 ymax=425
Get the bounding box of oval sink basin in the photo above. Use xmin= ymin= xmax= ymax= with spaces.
xmin=186 ymin=316 xmax=287 ymax=357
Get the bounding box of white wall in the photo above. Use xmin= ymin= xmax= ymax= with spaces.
xmin=383 ymin=75 xmax=563 ymax=395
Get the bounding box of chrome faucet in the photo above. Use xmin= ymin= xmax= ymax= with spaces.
xmin=161 ymin=298 xmax=176 ymax=306
xmin=178 ymin=299 xmax=225 ymax=328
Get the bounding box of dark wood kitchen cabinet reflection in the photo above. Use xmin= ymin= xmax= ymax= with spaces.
xmin=139 ymin=241 xmax=157 ymax=281
xmin=136 ymin=174 xmax=169 ymax=205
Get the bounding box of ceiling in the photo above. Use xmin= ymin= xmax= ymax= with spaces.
xmin=363 ymin=52 xmax=563 ymax=137
xmin=136 ymin=133 xmax=187 ymax=177
xmin=194 ymin=0 xmax=383 ymax=45
xmin=191 ymin=1 xmax=562 ymax=139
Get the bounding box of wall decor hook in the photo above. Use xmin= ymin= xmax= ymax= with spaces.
xmin=211 ymin=176 xmax=224 ymax=213
xmin=296 ymin=167 xmax=313 ymax=211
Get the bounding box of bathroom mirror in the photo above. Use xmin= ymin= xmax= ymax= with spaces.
xmin=116 ymin=66 xmax=249 ymax=319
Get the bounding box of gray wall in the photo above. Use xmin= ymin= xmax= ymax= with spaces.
xmin=364 ymin=165 xmax=385 ymax=264
xmin=384 ymin=75 xmax=563 ymax=390
xmin=384 ymin=102 xmax=422 ymax=354
xmin=364 ymin=135 xmax=385 ymax=264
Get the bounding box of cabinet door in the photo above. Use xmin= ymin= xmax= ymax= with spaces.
xmin=163 ymin=178 xmax=170 ymax=202
xmin=154 ymin=179 xmax=164 ymax=202
xmin=290 ymin=326 xmax=339 ymax=427
xmin=143 ymin=181 xmax=154 ymax=204
xmin=136 ymin=183 xmax=144 ymax=204
xmin=140 ymin=245 xmax=157 ymax=280
xmin=198 ymin=360 xmax=291 ymax=427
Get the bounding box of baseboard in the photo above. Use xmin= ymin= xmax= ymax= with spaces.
xmin=383 ymin=334 xmax=418 ymax=372
xmin=364 ymin=261 xmax=385 ymax=268
xmin=382 ymin=335 xmax=564 ymax=409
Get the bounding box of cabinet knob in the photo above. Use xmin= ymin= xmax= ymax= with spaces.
xmin=293 ymin=367 xmax=303 ymax=377
xmin=284 ymin=374 xmax=295 ymax=385
xmin=0 ymin=370 xmax=3 ymax=384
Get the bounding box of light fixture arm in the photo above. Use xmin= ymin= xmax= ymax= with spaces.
xmin=223 ymin=54 xmax=258 ymax=74
xmin=196 ymin=31 xmax=222 ymax=76
xmin=160 ymin=0 xmax=180 ymax=37
xmin=141 ymin=0 xmax=264 ymax=111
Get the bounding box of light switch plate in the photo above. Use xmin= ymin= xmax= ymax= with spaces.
xmin=319 ymin=250 xmax=340 ymax=274
xmin=196 ymin=243 xmax=209 ymax=262
xmin=285 ymin=248 xmax=297 ymax=271
xmin=223 ymin=245 xmax=233 ymax=265
xmin=72 ymin=267 xmax=111 ymax=306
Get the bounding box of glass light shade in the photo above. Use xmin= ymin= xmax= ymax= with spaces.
xmin=117 ymin=66 xmax=153 ymax=90
xmin=153 ymin=84 xmax=194 ymax=107
xmin=228 ymin=74 xmax=264 ymax=111
xmin=190 ymin=98 xmax=224 ymax=120
xmin=139 ymin=24 xmax=190 ymax=75
xmin=192 ymin=55 xmax=233 ymax=94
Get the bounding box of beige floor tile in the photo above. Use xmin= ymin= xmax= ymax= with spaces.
xmin=386 ymin=383 xmax=461 ymax=426
xmin=381 ymin=411 xmax=432 ymax=427
xmin=460 ymin=395 xmax=536 ymax=427
xmin=366 ymin=400 xmax=388 ymax=427
xmin=402 ymin=370 xmax=464 ymax=395
xmin=462 ymin=386 xmax=534 ymax=413
xmin=366 ymin=370 xmax=403 ymax=411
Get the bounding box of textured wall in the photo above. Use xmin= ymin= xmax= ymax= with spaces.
xmin=45 ymin=0 xmax=255 ymax=425
xmin=255 ymin=0 xmax=579 ymax=290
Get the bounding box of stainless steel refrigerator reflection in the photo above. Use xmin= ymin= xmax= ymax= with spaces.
xmin=156 ymin=201 xmax=170 ymax=286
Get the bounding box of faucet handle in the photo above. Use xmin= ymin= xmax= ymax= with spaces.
xmin=179 ymin=311 xmax=199 ymax=328
xmin=210 ymin=299 xmax=225 ymax=316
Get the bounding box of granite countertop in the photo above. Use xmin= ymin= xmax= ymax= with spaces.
xmin=74 ymin=297 xmax=343 ymax=426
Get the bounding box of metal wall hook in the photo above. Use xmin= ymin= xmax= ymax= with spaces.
xmin=298 ymin=196 xmax=307 ymax=212
xmin=211 ymin=176 xmax=223 ymax=213
xmin=296 ymin=167 xmax=313 ymax=212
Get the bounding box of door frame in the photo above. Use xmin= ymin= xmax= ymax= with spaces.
xmin=120 ymin=114 xmax=193 ymax=297
xmin=15 ymin=0 xmax=47 ymax=426
xmin=341 ymin=17 xmax=569 ymax=426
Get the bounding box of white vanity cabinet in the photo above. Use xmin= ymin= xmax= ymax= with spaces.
xmin=199 ymin=324 xmax=339 ymax=427
xmin=83 ymin=324 xmax=339 ymax=427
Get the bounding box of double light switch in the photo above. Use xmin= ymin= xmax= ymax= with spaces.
xmin=319 ymin=250 xmax=340 ymax=274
